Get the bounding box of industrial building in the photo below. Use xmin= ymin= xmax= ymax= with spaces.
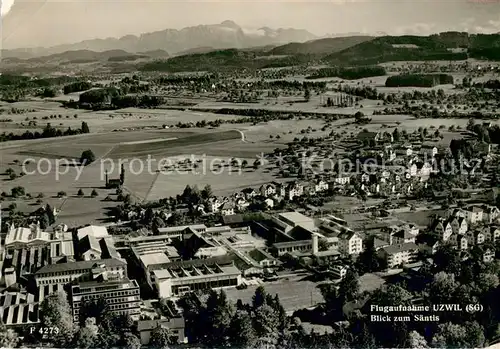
xmin=34 ymin=258 xmax=127 ymax=287
xmin=153 ymin=259 xmax=242 ymax=298
xmin=70 ymin=278 xmax=141 ymax=322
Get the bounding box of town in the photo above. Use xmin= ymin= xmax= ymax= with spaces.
xmin=1 ymin=4 xmax=500 ymax=349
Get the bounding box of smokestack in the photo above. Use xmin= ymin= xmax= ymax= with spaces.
xmin=312 ymin=234 xmax=319 ymax=255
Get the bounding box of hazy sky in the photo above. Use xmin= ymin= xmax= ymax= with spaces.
xmin=2 ymin=0 xmax=500 ymax=49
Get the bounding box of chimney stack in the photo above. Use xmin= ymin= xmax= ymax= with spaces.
xmin=312 ymin=234 xmax=319 ymax=255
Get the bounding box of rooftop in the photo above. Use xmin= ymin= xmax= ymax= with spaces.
xmin=278 ymin=211 xmax=314 ymax=225
xmin=72 ymin=278 xmax=139 ymax=294
xmin=140 ymin=252 xmax=171 ymax=268
xmin=382 ymin=242 xmax=419 ymax=255
xmin=77 ymin=225 xmax=109 ymax=240
xmin=35 ymin=258 xmax=126 ymax=275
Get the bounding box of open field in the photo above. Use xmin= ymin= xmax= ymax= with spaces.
xmin=225 ymin=278 xmax=325 ymax=314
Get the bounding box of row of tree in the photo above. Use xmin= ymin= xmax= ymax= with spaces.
xmin=0 ymin=121 xmax=90 ymax=143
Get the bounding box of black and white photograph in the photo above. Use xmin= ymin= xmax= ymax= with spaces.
xmin=1 ymin=0 xmax=500 ymax=348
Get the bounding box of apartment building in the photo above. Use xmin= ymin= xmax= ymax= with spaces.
xmin=379 ymin=242 xmax=418 ymax=269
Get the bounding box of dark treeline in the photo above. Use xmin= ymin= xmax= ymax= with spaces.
xmin=0 ymin=121 xmax=90 ymax=142
xmin=156 ymin=74 xmax=218 ymax=85
xmin=385 ymin=74 xmax=454 ymax=87
xmin=111 ymin=94 xmax=164 ymax=108
xmin=473 ymin=79 xmax=500 ymax=90
xmin=63 ymin=81 xmax=93 ymax=94
xmin=210 ymin=108 xmax=348 ymax=120
xmin=0 ymin=74 xmax=75 ymax=89
xmin=257 ymin=80 xmax=326 ymax=90
xmin=74 ymin=87 xmax=164 ymax=110
xmin=307 ymin=66 xmax=387 ymax=80
xmin=336 ymin=84 xmax=381 ymax=100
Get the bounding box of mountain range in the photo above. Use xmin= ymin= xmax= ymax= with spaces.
xmin=2 ymin=20 xmax=318 ymax=59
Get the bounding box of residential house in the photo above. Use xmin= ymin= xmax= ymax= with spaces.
xmin=467 ymin=229 xmax=486 ymax=246
xmin=314 ymin=179 xmax=329 ymax=193
xmin=433 ymin=218 xmax=453 ymax=242
xmin=285 ymin=182 xmax=304 ymax=201
xmin=264 ymin=198 xmax=274 ymax=209
xmin=483 ymin=248 xmax=495 ymax=263
xmin=260 ymin=183 xmax=276 ymax=197
xmin=207 ymin=197 xmax=223 ymax=213
xmin=416 ymin=161 xmax=432 ymax=178
xmin=337 ymin=231 xmax=363 ymax=256
xmin=220 ymin=202 xmax=235 ymax=216
xmin=241 ymin=188 xmax=258 ymax=200
xmin=407 ymin=163 xmax=418 ymax=177
xmin=333 ymin=175 xmax=351 ymax=186
xmin=450 ymin=216 xmax=468 ymax=236
xmin=484 ymin=205 xmax=500 ymax=223
xmin=416 ymin=234 xmax=440 ymax=255
xmin=391 ymin=229 xmax=416 ymax=245
xmin=379 ymin=242 xmax=418 ymax=268
xmin=491 ymin=225 xmax=500 ymax=242
xmin=464 ymin=205 xmax=484 ymax=224
xmin=448 ymin=233 xmax=468 ymax=251
xmin=234 ymin=197 xmax=249 ymax=211
xmin=331 ymin=265 xmax=348 ymax=279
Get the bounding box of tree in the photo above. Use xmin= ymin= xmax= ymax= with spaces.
xmin=39 ymin=292 xmax=75 ymax=346
xmin=90 ymin=189 xmax=98 ymax=198
xmin=304 ymin=88 xmax=311 ymax=101
xmin=201 ymin=185 xmax=213 ymax=200
xmin=427 ymin=272 xmax=458 ymax=304
xmin=40 ymin=213 xmax=50 ymax=230
xmin=253 ymin=304 xmax=279 ymax=339
xmin=434 ymin=244 xmax=461 ymax=275
xmin=75 ymin=317 xmax=98 ymax=349
xmin=0 ymin=322 xmax=19 ymax=348
xmin=120 ymin=164 xmax=125 ymax=185
xmin=205 ymin=290 xmax=234 ymax=346
xmin=432 ymin=322 xmax=485 ymax=348
xmin=46 ymin=204 xmax=56 ymax=224
xmin=467 ymin=118 xmax=476 ymax=131
xmin=11 ymin=186 xmax=25 ymax=198
xmin=150 ymin=325 xmax=172 ymax=349
xmin=407 ymin=330 xmax=428 ymax=348
xmin=80 ymin=149 xmax=96 ymax=166
xmin=392 ymin=128 xmax=401 ymax=142
xmin=123 ymin=332 xmax=141 ymax=349
xmin=229 ymin=310 xmax=256 ymax=347
xmin=77 ymin=188 xmax=84 ymax=197
xmin=339 ymin=268 xmax=359 ymax=304
xmin=357 ymin=241 xmax=381 ymax=273
xmin=78 ymin=298 xmax=109 ymax=325
xmin=81 ymin=121 xmax=90 ymax=134
xmin=252 ymin=286 xmax=268 ymax=309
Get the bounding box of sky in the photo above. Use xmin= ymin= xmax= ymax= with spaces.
xmin=2 ymin=0 xmax=500 ymax=49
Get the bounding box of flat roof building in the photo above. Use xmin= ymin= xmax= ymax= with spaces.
xmin=71 ymin=278 xmax=141 ymax=322
xmin=153 ymin=261 xmax=241 ymax=298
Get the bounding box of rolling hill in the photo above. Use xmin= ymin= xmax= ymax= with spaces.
xmin=268 ymin=36 xmax=373 ymax=55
